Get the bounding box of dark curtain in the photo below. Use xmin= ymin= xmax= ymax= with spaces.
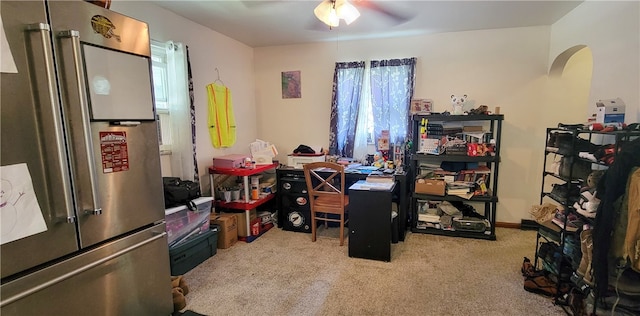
xmin=329 ymin=61 xmax=365 ymax=157
xmin=186 ymin=46 xmax=199 ymax=182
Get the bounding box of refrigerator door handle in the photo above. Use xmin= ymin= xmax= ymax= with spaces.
xmin=26 ymin=23 xmax=76 ymax=223
xmin=0 ymin=231 xmax=167 ymax=307
xmin=58 ymin=30 xmax=102 ymax=216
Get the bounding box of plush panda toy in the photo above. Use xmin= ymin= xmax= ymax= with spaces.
xmin=451 ymin=94 xmax=468 ymax=115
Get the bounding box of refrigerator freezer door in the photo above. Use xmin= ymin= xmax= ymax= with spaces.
xmin=46 ymin=1 xmax=165 ymax=247
xmin=1 ymin=0 xmax=80 ymax=279
xmin=0 ymin=223 xmax=173 ymax=315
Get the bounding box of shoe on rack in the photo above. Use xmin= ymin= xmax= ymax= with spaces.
xmin=529 ymin=203 xmax=556 ymax=223
xmin=551 ymin=211 xmax=582 ymax=232
xmin=574 ymin=189 xmax=599 ymax=219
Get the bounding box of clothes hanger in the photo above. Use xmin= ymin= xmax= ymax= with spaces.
xmin=214 ymin=68 xmax=225 ymax=86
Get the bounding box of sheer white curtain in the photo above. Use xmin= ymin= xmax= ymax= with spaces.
xmin=165 ymin=41 xmax=195 ymax=181
xmin=352 ymin=63 xmax=371 ymax=161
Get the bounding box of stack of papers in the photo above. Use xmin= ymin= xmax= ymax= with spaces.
xmin=350 ymin=180 xmax=395 ymax=191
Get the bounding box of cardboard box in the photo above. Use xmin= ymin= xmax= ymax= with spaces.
xmin=234 ymin=209 xmax=258 ymax=237
xmin=415 ymin=179 xmax=446 ymax=196
xmin=210 ymin=213 xmax=238 ymax=249
xmin=596 ymin=98 xmax=625 ymax=124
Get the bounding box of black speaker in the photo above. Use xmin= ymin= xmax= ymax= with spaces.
xmin=279 ymin=176 xmax=307 ymax=194
xmin=283 ymin=208 xmax=311 ymax=233
xmin=281 ymin=193 xmax=310 ymax=210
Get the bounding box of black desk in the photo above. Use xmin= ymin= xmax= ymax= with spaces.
xmin=348 ymin=181 xmax=396 ymax=262
xmin=276 ymin=167 xmax=408 ymax=241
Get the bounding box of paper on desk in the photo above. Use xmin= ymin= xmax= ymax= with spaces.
xmin=1 ymin=163 xmax=48 ymax=245
xmin=350 ymin=180 xmax=395 ymax=191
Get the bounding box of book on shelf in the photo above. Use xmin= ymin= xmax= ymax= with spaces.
xmin=447 ymin=188 xmax=472 ymax=195
xmin=455 ymin=167 xmax=490 ymax=183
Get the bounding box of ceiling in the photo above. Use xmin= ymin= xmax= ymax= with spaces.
xmin=148 ymin=0 xmax=583 ymax=48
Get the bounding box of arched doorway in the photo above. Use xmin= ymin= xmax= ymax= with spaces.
xmin=547 ymin=45 xmax=594 ymax=123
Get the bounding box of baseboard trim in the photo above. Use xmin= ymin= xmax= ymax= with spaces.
xmin=496 ymin=222 xmax=520 ymax=229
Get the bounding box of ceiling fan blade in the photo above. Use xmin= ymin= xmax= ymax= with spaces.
xmin=355 ymin=0 xmax=414 ymax=24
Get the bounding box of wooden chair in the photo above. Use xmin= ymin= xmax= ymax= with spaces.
xmin=303 ymin=161 xmax=350 ymax=246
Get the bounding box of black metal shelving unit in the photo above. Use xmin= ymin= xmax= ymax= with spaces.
xmin=410 ymin=114 xmax=503 ymax=240
xmin=535 ymin=127 xmax=640 ymax=315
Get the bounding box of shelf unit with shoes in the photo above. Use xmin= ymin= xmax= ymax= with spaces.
xmin=533 ymin=126 xmax=640 ymax=315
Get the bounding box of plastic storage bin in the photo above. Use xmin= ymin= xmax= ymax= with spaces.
xmin=169 ymin=224 xmax=219 ymax=275
xmin=165 ymin=196 xmax=214 ymax=248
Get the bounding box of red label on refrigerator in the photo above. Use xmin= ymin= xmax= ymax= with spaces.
xmin=99 ymin=131 xmax=129 ymax=173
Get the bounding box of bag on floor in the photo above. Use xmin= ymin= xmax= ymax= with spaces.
xmin=163 ymin=177 xmax=201 ymax=209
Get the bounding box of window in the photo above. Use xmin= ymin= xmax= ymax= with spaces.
xmin=329 ymin=58 xmax=416 ymax=160
xmin=151 ymin=41 xmax=172 ymax=154
xmin=150 ymin=40 xmax=197 ymax=181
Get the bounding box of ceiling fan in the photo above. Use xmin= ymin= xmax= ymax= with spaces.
xmin=241 ymin=0 xmax=412 ymax=30
xmin=313 ymin=0 xmax=411 ymax=28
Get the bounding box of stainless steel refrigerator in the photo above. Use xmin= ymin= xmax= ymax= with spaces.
xmin=1 ymin=1 xmax=173 ymax=314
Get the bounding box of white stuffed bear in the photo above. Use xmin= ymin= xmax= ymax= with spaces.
xmin=451 ymin=94 xmax=468 ymax=115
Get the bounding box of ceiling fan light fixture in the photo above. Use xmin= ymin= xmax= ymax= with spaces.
xmin=314 ymin=0 xmax=360 ymax=27
xmin=336 ymin=1 xmax=360 ymax=25
xmin=314 ymin=0 xmax=339 ymax=27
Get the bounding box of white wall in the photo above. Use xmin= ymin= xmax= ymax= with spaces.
xmin=111 ymin=2 xmax=257 ymax=193
xmin=255 ymin=26 xmax=553 ymax=224
xmin=113 ymin=1 xmax=639 ymax=224
xmin=550 ymin=1 xmax=639 ymax=123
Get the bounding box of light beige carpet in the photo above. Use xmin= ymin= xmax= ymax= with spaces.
xmin=181 ymin=227 xmax=564 ymax=316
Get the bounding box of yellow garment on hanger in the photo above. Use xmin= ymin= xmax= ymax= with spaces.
xmin=207 ymin=83 xmax=236 ymax=148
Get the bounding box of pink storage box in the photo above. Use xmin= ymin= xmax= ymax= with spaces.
xmin=212 ymin=154 xmax=249 ymax=169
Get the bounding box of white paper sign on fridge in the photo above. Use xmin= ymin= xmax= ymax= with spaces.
xmin=0 ymin=16 xmax=18 ymax=74
xmin=1 ymin=163 xmax=47 ymax=245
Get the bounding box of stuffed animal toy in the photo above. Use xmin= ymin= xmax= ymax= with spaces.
xmin=451 ymin=94 xmax=468 ymax=115
xmin=372 ymin=152 xmax=385 ymax=168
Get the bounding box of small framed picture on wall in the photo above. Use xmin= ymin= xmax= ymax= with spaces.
xmin=282 ymin=70 xmax=301 ymax=99
xmin=410 ymin=99 xmax=433 ymax=114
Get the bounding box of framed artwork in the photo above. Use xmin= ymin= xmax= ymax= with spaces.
xmin=410 ymin=99 xmax=433 ymax=114
xmin=282 ymin=70 xmax=301 ymax=99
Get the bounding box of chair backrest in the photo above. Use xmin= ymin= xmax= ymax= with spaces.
xmin=302 ymin=162 xmax=347 ymax=214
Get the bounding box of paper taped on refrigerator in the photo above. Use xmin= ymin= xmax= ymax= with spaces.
xmin=0 ymin=163 xmax=47 ymax=245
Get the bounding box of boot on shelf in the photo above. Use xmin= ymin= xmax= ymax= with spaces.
xmin=576 ymin=227 xmax=593 ymax=285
